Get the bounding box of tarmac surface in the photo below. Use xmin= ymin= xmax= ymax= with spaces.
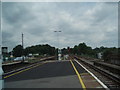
xmin=4 ymin=60 xmax=86 ymax=88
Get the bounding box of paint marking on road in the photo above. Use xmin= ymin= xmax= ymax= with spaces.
xmin=45 ymin=60 xmax=70 ymax=63
xmin=4 ymin=63 xmax=41 ymax=75
xmin=4 ymin=62 xmax=45 ymax=79
xmin=70 ymin=60 xmax=86 ymax=90
xmin=74 ymin=59 xmax=109 ymax=89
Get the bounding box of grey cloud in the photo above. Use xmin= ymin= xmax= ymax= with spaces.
xmin=2 ymin=2 xmax=118 ymax=51
xmin=2 ymin=32 xmax=13 ymax=41
xmin=94 ymin=3 xmax=117 ymax=23
xmin=3 ymin=3 xmax=27 ymax=23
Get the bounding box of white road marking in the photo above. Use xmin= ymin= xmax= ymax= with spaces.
xmin=74 ymin=59 xmax=109 ymax=90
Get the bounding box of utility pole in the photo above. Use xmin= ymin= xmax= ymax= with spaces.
xmin=22 ymin=33 xmax=24 ymax=62
xmin=54 ymin=31 xmax=62 ymax=61
xmin=22 ymin=33 xmax=24 ymax=48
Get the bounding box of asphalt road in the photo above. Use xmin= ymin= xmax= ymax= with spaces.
xmin=4 ymin=60 xmax=87 ymax=88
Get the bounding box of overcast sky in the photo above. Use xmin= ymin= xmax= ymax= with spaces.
xmin=2 ymin=2 xmax=118 ymax=51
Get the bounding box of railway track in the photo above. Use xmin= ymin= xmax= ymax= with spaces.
xmin=74 ymin=56 xmax=120 ymax=89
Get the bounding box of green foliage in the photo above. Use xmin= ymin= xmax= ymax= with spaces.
xmin=12 ymin=44 xmax=56 ymax=57
xmin=23 ymin=44 xmax=55 ymax=56
xmin=12 ymin=43 xmax=118 ymax=61
xmin=71 ymin=42 xmax=94 ymax=56
xmin=61 ymin=42 xmax=95 ymax=57
xmin=102 ymin=47 xmax=118 ymax=61
xmin=61 ymin=42 xmax=118 ymax=60
xmin=13 ymin=45 xmax=23 ymax=57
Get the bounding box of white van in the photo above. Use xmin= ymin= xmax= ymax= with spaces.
xmin=14 ymin=56 xmax=25 ymax=61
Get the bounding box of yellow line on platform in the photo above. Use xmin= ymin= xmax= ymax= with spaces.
xmin=70 ymin=60 xmax=86 ymax=90
xmin=4 ymin=63 xmax=45 ymax=79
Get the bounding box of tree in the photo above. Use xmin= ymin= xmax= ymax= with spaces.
xmin=102 ymin=47 xmax=118 ymax=60
xmin=22 ymin=44 xmax=56 ymax=56
xmin=73 ymin=45 xmax=79 ymax=54
xmin=62 ymin=48 xmax=67 ymax=55
xmin=78 ymin=42 xmax=88 ymax=55
xmin=13 ymin=45 xmax=23 ymax=57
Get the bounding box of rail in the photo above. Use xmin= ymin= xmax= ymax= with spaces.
xmin=74 ymin=56 xmax=120 ymax=85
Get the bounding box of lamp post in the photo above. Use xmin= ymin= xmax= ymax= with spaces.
xmin=22 ymin=33 xmax=24 ymax=62
xmin=54 ymin=30 xmax=61 ymax=61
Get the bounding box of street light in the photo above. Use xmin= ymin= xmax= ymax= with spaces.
xmin=54 ymin=30 xmax=62 ymax=61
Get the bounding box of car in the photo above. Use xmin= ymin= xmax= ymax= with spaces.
xmin=14 ymin=57 xmax=24 ymax=61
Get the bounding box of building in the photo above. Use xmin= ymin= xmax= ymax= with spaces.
xmin=2 ymin=47 xmax=8 ymax=61
xmin=97 ymin=52 xmax=102 ymax=59
xmin=2 ymin=47 xmax=8 ymax=54
xmin=107 ymin=54 xmax=120 ymax=66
